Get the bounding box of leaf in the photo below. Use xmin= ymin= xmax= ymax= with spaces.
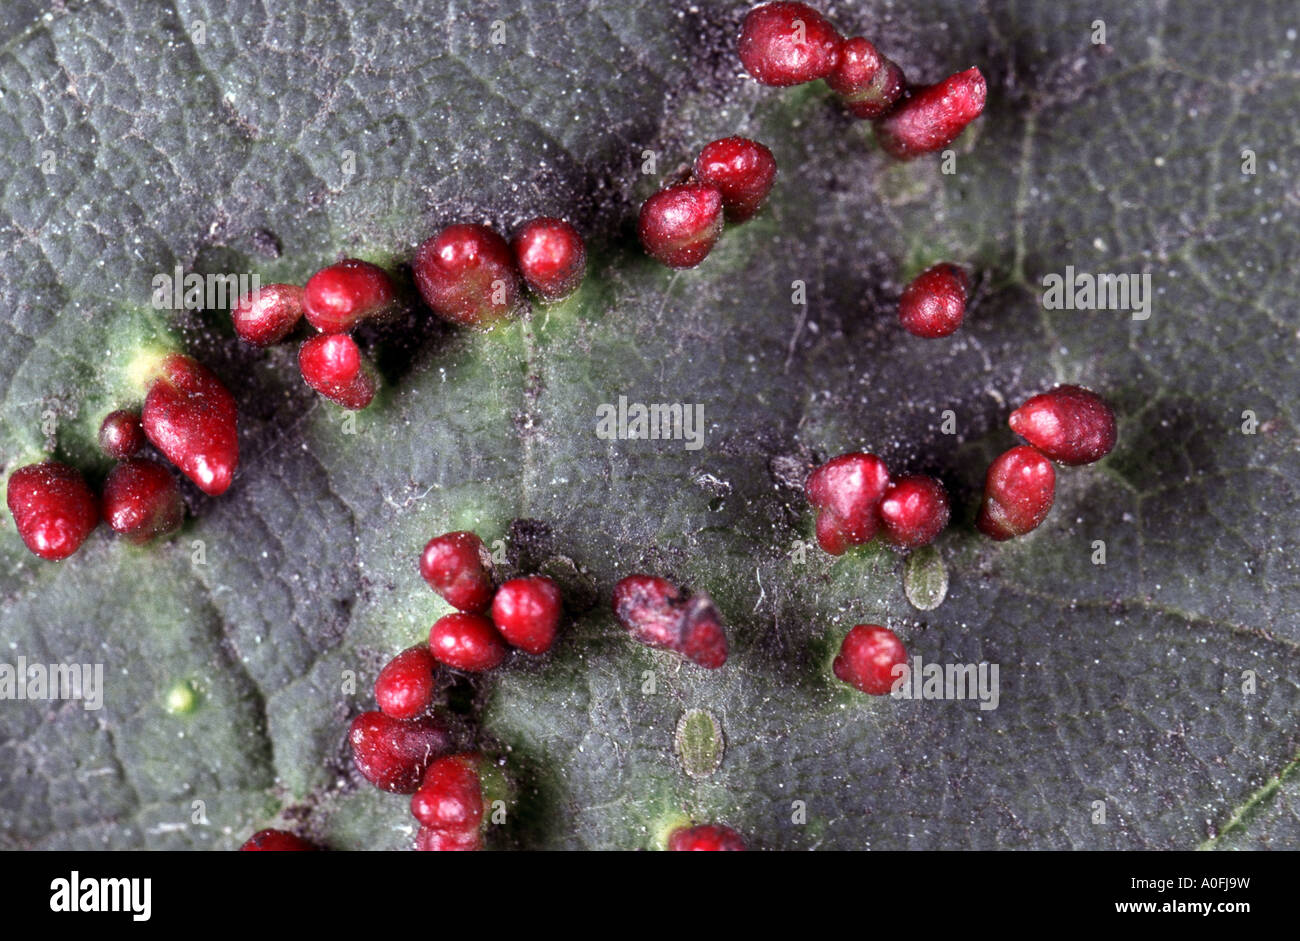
xmin=1 ymin=0 xmax=1297 ymax=850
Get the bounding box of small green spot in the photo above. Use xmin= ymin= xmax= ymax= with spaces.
xmin=649 ymin=810 xmax=693 ymax=851
xmin=904 ymin=546 xmax=949 ymax=611
xmin=478 ymin=757 xmax=514 ymax=817
xmin=804 ymin=815 xmax=829 ymax=842
xmin=674 ymin=708 xmax=724 ymax=778
xmin=164 ymin=680 xmax=199 ymax=715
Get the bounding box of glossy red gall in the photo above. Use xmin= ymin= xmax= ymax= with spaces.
xmin=142 ymin=353 xmax=239 ymax=496
xmin=668 ymin=823 xmax=748 ymax=851
xmin=413 ymin=223 xmax=523 ymax=328
xmin=98 ymin=410 xmax=146 ymax=460
xmin=347 ymin=710 xmax=452 ymax=794
xmin=491 ymin=575 xmax=563 ymax=655
xmin=878 ymin=475 xmax=950 ymax=549
xmin=804 ymin=452 xmax=891 ymax=554
xmin=511 ymin=217 xmax=586 ymax=301
xmin=875 ymin=67 xmax=988 ymax=160
xmin=375 ymin=644 xmax=439 ymax=720
xmin=298 ymin=333 xmax=376 ymax=410
xmin=977 ymin=445 xmax=1056 ymax=540
xmin=899 ymin=263 xmax=969 ymax=338
xmin=240 ymin=829 xmax=317 ymax=851
xmin=6 ymin=461 xmax=99 ymax=561
xmin=738 ymin=2 xmax=843 ymax=87
xmin=637 ymin=183 xmax=725 ymax=269
xmin=1009 ymin=385 xmax=1117 ymax=466
xmin=678 ymin=596 xmax=728 ymax=669
xmin=833 ymin=624 xmax=906 ymax=696
xmin=419 ymin=531 xmax=496 ymax=612
xmin=693 ymin=137 xmax=778 ymax=222
xmin=409 ymin=753 xmax=483 ymax=832
xmin=828 ymin=38 xmax=905 ymax=119
xmin=302 ymin=259 xmax=396 ymax=334
xmin=232 ymin=282 xmax=305 ymax=346
xmin=414 ymin=825 xmax=483 ymax=851
xmin=101 ymin=458 xmax=184 ymax=543
xmin=428 ymin=612 xmax=507 ymax=672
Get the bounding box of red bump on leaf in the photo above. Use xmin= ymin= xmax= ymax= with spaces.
xmin=668 ymin=823 xmax=748 ymax=851
xmin=410 ymin=754 xmax=483 ymax=832
xmin=98 ymin=410 xmax=146 ymax=460
xmin=637 ymin=183 xmax=725 ymax=269
xmin=413 ymin=223 xmax=524 ymax=328
xmin=828 ymin=38 xmax=905 ymax=119
xmin=491 ymin=575 xmax=563 ymax=655
xmin=232 ymin=283 xmax=305 ymax=346
xmin=874 ymin=67 xmax=987 ymax=160
xmin=899 ymin=263 xmax=969 ymax=338
xmin=142 ymin=353 xmax=239 ymax=497
xmin=612 ymin=575 xmax=684 ymax=651
xmin=419 ymin=531 xmax=496 ymax=612
xmin=303 ymin=260 xmax=395 ymax=334
xmin=977 ymin=445 xmax=1056 ymax=540
xmin=814 ymin=509 xmax=850 ymax=556
xmin=511 ymin=217 xmax=586 ymax=301
xmin=738 ymin=1 xmax=843 ymax=87
xmin=679 ymin=596 xmax=728 ymax=670
xmin=375 ymin=644 xmax=439 ymax=720
xmin=612 ymin=574 xmax=728 ymax=668
xmin=6 ymin=461 xmax=99 ymax=561
xmin=1009 ymin=385 xmax=1117 ymax=465
xmin=240 ymin=829 xmax=317 ymax=851
xmin=101 ymin=458 xmax=184 ymax=543
xmin=414 ymin=826 xmax=483 ymax=851
xmin=878 ymin=475 xmax=950 ymax=549
xmin=411 ymin=753 xmax=485 ymax=851
xmin=428 ymin=612 xmax=508 ymax=672
xmin=299 ymin=333 xmax=377 ymax=410
xmin=833 ymin=624 xmax=907 ymax=696
xmin=804 ymin=452 xmax=891 ymax=553
xmin=348 ymin=710 xmax=453 ymax=794
xmin=693 ymin=137 xmax=778 ymax=222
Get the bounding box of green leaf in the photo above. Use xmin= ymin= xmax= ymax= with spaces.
xmin=1 ymin=0 xmax=1297 ymax=851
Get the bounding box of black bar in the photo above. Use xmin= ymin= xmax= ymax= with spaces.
xmin=10 ymin=850 xmax=1283 ymax=928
